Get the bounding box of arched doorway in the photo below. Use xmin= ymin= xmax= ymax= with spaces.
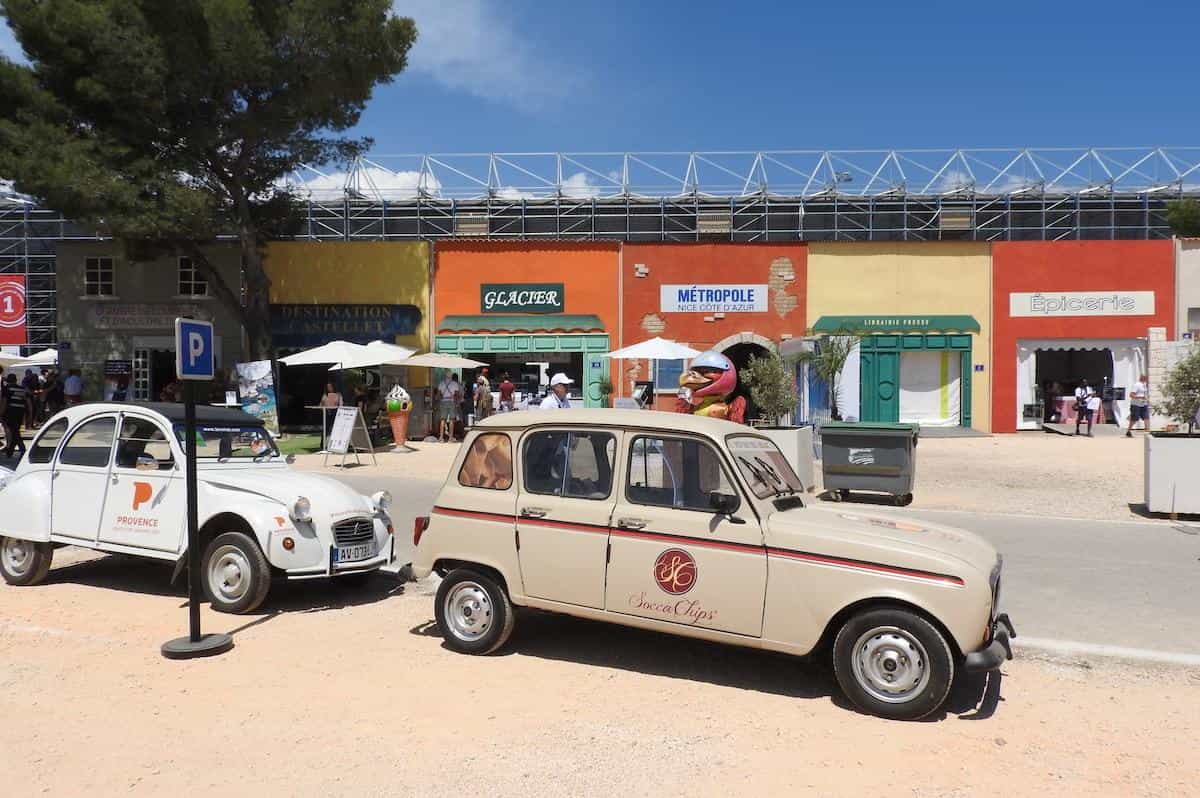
xmin=713 ymin=333 xmax=777 ymax=423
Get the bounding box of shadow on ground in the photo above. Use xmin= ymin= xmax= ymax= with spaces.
xmin=412 ymin=609 xmax=1004 ymax=721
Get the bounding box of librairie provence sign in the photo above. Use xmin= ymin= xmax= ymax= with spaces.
xmin=481 ymin=283 xmax=564 ymax=314
xmin=1008 ymin=291 xmax=1156 ymax=318
xmin=660 ymin=284 xmax=768 ymax=313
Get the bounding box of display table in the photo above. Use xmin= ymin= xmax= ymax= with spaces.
xmin=1054 ymin=396 xmax=1106 ymax=426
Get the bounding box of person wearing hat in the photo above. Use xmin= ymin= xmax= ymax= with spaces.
xmin=540 ymin=373 xmax=574 ymax=410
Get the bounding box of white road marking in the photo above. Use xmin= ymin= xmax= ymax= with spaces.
xmin=1016 ymin=636 xmax=1200 ymax=667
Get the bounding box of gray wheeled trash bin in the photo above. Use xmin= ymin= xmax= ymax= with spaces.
xmin=819 ymin=422 xmax=919 ymax=506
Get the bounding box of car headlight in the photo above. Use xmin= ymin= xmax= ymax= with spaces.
xmin=372 ymin=490 xmax=393 ymax=513
xmin=291 ymin=496 xmax=312 ymax=523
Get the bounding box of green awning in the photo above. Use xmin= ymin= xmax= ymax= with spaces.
xmin=439 ymin=314 xmax=605 ymax=334
xmin=811 ymin=314 xmax=980 ymax=334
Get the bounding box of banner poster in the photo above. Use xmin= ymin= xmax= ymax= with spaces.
xmin=235 ymin=360 xmax=280 ymax=436
xmin=0 ymin=275 xmax=27 ymax=345
xmin=103 ymin=360 xmax=133 ymax=401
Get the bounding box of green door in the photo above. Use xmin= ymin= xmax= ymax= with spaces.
xmin=861 ymin=349 xmax=900 ymax=423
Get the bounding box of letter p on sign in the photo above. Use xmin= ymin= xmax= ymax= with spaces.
xmin=175 ymin=317 xmax=215 ymax=380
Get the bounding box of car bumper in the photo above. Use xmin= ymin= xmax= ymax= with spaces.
xmin=964 ymin=613 xmax=1016 ymax=672
xmin=284 ymin=536 xmax=395 ymax=580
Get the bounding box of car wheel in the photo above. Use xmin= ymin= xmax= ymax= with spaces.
xmin=0 ymin=536 xmax=53 ymax=586
xmin=201 ymin=532 xmax=271 ymax=614
xmin=832 ymin=607 xmax=955 ymax=721
xmin=435 ymin=568 xmax=514 ymax=655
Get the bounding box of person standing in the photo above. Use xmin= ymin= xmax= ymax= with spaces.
xmin=539 ymin=373 xmax=574 ymax=410
xmin=1126 ymin=373 xmax=1149 ymax=437
xmin=21 ymin=369 xmax=37 ymax=430
xmin=498 ymin=371 xmax=516 ymax=413
xmin=1 ymin=373 xmax=28 ymax=459
xmin=474 ymin=367 xmax=493 ymax=422
xmin=1073 ymin=379 xmax=1094 ymax=435
xmin=63 ymin=368 xmax=83 ymax=405
xmin=437 ymin=372 xmax=462 ymax=443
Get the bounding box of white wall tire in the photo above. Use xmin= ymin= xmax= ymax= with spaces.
xmin=435 ymin=569 xmax=515 ymax=655
xmin=833 ymin=607 xmax=955 ymax=721
xmin=200 ymin=531 xmax=270 ymax=614
xmin=0 ymin=536 xmax=53 ymax=586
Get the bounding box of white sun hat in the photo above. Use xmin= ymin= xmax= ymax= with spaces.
xmin=549 ymin=372 xmax=574 ymax=387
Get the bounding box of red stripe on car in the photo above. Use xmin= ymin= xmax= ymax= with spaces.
xmin=768 ymin=548 xmax=964 ymax=586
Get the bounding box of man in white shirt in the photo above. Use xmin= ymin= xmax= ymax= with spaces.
xmin=1073 ymin=380 xmax=1095 ymax=436
xmin=63 ymin=369 xmax=83 ymax=404
xmin=539 ymin=373 xmax=574 ymax=410
xmin=1126 ymin=374 xmax=1149 ymax=437
xmin=437 ymin=373 xmax=462 ymax=442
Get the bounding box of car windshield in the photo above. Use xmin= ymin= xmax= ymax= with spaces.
xmin=173 ymin=424 xmax=279 ymax=461
xmin=727 ymin=435 xmax=805 ymax=499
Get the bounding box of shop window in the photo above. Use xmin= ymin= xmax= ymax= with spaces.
xmin=84 ymin=257 xmax=115 ymax=297
xmin=522 ymin=431 xmax=616 ymax=500
xmin=177 ymin=256 xmax=208 ymax=297
xmin=28 ymin=419 xmax=68 ymax=464
xmin=656 ymin=359 xmax=685 ymax=392
xmin=458 ymin=433 xmax=513 ymax=490
xmin=627 ymin=436 xmax=736 ymax=512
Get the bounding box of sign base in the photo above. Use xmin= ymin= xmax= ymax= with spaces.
xmin=161 ymin=632 xmax=234 ymax=660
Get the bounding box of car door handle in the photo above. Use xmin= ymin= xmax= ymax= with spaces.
xmin=617 ymin=517 xmax=647 ymax=530
xmin=519 ymin=507 xmax=548 ymax=518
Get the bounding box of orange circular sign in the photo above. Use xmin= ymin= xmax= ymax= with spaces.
xmin=653 ymin=548 xmax=697 ymax=595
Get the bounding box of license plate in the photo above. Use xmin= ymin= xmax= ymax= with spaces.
xmin=334 ymin=543 xmax=374 ymax=563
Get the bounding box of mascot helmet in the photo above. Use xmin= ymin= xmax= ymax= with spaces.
xmin=689 ymin=350 xmax=737 ymax=399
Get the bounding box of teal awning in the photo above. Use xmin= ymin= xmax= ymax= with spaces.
xmin=439 ymin=314 xmax=605 ymax=334
xmin=811 ymin=315 xmax=980 ymax=334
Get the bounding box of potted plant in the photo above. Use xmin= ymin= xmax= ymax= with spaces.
xmin=1145 ymin=343 xmax=1200 ymax=515
xmin=741 ymin=352 xmax=814 ymax=490
xmin=597 ymin=375 xmax=614 ymax=408
xmin=802 ymin=335 xmax=858 ymax=421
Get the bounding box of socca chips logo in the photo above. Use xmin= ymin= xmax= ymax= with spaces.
xmin=653 ymin=548 xmax=697 ymax=595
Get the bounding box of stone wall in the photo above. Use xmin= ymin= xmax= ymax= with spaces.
xmin=1148 ymin=326 xmax=1196 ymax=429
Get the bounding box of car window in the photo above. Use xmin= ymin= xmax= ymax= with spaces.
xmin=627 ymin=436 xmax=737 ymax=512
xmin=59 ymin=416 xmax=117 ymax=468
xmin=458 ymin=433 xmax=513 ymax=490
xmin=115 ymin=417 xmax=175 ymax=470
xmin=28 ymin=419 xmax=68 ymax=464
xmin=523 ymin=430 xmax=616 ymax=500
xmin=173 ymin=424 xmax=277 ymax=460
xmin=728 ymin=435 xmax=806 ymax=498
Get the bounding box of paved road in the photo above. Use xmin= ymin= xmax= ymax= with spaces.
xmin=334 ymin=471 xmax=1200 ymax=659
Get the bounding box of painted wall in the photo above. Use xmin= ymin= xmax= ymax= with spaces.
xmin=807 ymin=242 xmax=993 ymax=431
xmin=264 ymin=241 xmax=431 ymax=353
xmin=991 ymin=240 xmax=1176 ymax=433
xmin=1177 ymin=239 xmax=1200 ymax=339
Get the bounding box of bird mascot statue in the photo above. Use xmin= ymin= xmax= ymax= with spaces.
xmin=675 ymin=350 xmax=747 ymax=424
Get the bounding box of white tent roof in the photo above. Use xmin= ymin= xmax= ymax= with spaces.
xmin=604 ymin=337 xmax=701 ymax=361
xmin=329 ymin=340 xmax=418 ymax=370
xmin=4 ymin=348 xmax=59 ymax=368
xmin=392 ymin=352 xmax=487 ymax=370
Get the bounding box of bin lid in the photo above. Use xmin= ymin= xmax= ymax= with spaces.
xmin=819 ymin=421 xmax=919 ymax=435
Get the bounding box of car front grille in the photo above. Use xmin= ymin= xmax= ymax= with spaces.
xmin=333 ymin=517 xmax=374 ymax=547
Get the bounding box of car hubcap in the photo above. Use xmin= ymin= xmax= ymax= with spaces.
xmin=208 ymin=545 xmax=252 ymax=603
xmin=852 ymin=626 xmax=930 ymax=704
xmin=2 ymin=538 xmax=32 ymax=576
xmin=444 ymin=581 xmax=493 ymax=642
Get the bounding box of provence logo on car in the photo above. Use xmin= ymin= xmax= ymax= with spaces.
xmin=653 ymin=548 xmax=697 ymax=595
xmin=131 ymin=481 xmax=153 ymax=511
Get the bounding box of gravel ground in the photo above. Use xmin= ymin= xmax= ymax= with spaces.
xmin=2 ymin=554 xmax=1197 ymax=797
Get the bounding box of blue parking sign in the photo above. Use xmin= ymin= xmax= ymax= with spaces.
xmin=175 ymin=317 xmax=215 ymax=380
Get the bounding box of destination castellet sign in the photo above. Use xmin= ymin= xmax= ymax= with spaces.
xmin=481 ymin=283 xmax=564 ymax=314
xmin=660 ymin=284 xmax=768 ymax=313
xmin=270 ymin=304 xmax=422 ymax=347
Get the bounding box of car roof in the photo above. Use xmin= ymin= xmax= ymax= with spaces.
xmin=473 ymin=408 xmax=764 ymax=440
xmin=54 ymin=402 xmax=260 ymax=426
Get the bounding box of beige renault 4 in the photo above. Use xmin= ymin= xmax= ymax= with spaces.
xmin=411 ymin=410 xmax=1014 ymax=720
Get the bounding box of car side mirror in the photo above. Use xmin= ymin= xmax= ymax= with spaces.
xmin=134 ymin=454 xmax=159 ymax=472
xmin=709 ymin=491 xmax=741 ymax=514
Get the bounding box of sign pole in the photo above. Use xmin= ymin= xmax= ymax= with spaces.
xmin=162 ymin=318 xmax=233 ymax=660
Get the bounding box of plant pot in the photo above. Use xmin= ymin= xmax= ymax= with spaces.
xmin=757 ymin=425 xmax=815 ymax=492
xmin=1145 ymin=432 xmax=1200 ymax=514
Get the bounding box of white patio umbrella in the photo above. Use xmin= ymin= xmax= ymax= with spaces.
xmin=327 ymin=340 xmax=418 ymax=371
xmin=392 ymin=352 xmax=487 ymax=370
xmin=603 ymin=337 xmax=702 ymax=398
xmin=278 ymin=340 xmax=369 ymax=369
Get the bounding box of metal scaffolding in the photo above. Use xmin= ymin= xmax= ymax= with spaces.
xmin=5 ymin=147 xmax=1200 ymax=348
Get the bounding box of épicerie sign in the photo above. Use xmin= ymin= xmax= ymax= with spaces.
xmin=481 ymin=283 xmax=564 ymax=314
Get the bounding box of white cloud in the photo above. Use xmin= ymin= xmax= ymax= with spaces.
xmin=396 ymin=0 xmax=577 ymax=111
xmin=0 ymin=15 xmax=27 ymax=64
xmin=560 ymin=171 xmax=600 ymax=199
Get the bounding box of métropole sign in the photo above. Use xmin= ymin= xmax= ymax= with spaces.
xmin=1009 ymin=291 xmax=1156 ymax=318
xmin=661 ymin=284 xmax=768 ymax=313
xmin=481 ymin=283 xmax=564 ymax=314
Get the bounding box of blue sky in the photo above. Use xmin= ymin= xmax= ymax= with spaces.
xmin=3 ymin=0 xmax=1197 ymax=154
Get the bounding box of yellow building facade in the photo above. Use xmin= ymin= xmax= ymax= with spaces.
xmin=806 ymin=242 xmax=992 ymax=432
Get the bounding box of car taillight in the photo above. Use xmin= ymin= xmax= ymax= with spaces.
xmin=413 ymin=515 xmax=430 ymax=546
